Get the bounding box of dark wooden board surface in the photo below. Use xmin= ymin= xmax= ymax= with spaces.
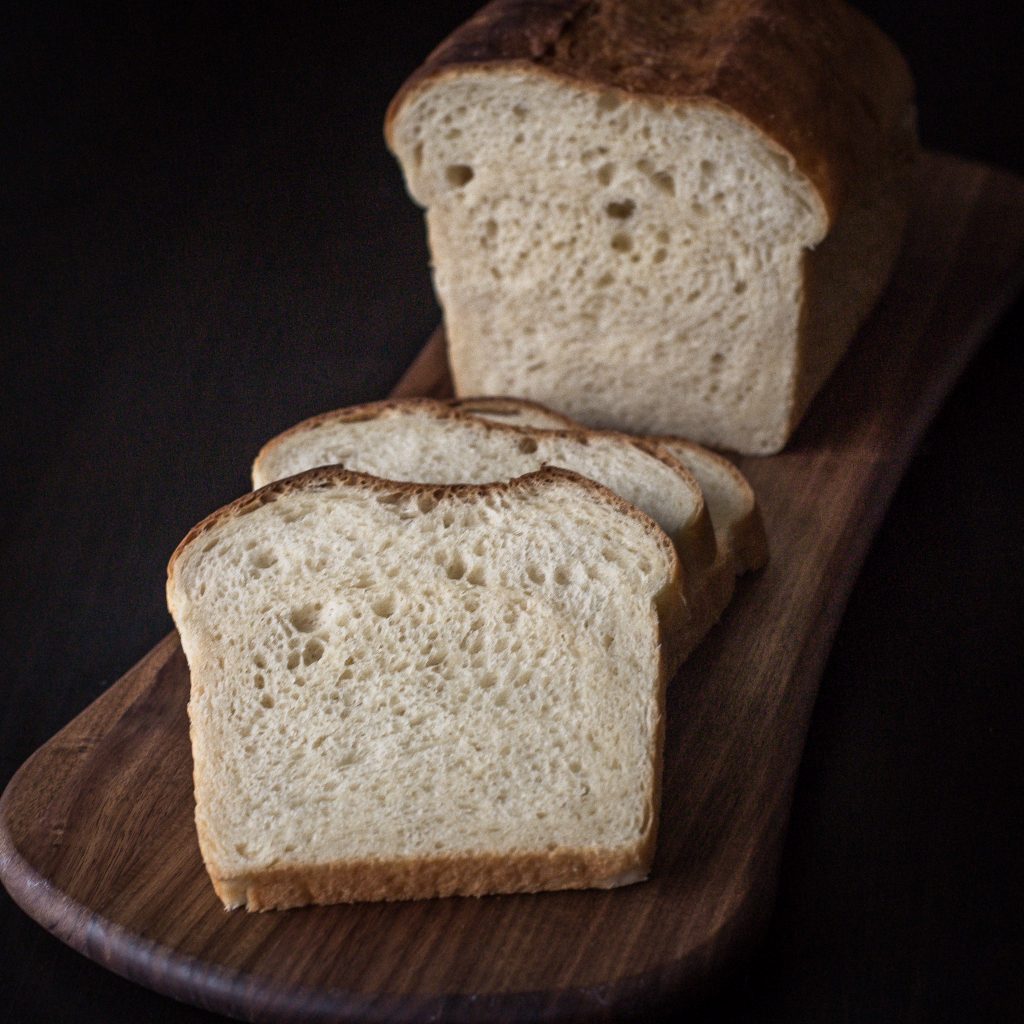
xmin=1 ymin=153 xmax=1023 ymax=1023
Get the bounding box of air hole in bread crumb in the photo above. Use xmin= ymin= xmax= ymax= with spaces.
xmin=371 ymin=595 xmax=396 ymax=618
xmin=445 ymin=164 xmax=474 ymax=187
xmin=652 ymin=171 xmax=675 ymax=195
xmin=235 ymin=843 xmax=249 ymax=857
xmin=526 ymin=565 xmax=545 ymax=585
xmin=597 ymin=92 xmax=621 ymax=112
xmin=290 ymin=603 xmax=321 ymax=633
xmin=303 ymin=638 xmax=325 ymax=665
xmin=479 ymin=672 xmax=497 ymax=690
xmin=734 ymin=280 xmax=748 ymax=294
xmin=611 ymin=232 xmax=633 ymax=252
xmin=517 ymin=436 xmax=538 ymax=454
xmin=260 ymin=694 xmax=275 ymax=708
xmin=446 ymin=554 xmax=466 ymax=580
xmin=596 ymin=162 xmax=616 ymax=186
xmin=653 ymin=248 xmax=667 ymax=264
xmin=466 ymin=565 xmax=486 ymax=586
xmin=512 ymin=104 xmax=528 ymax=119
xmin=287 ymin=651 xmax=300 ymax=670
xmin=253 ymin=653 xmax=266 ymax=669
xmin=554 ymin=567 xmax=570 ymax=585
xmin=254 ymin=674 xmax=265 ymax=689
xmin=416 ymin=492 xmax=438 ymax=514
xmin=605 ymin=199 xmax=635 ymax=219
xmin=596 ymin=272 xmax=614 ymax=287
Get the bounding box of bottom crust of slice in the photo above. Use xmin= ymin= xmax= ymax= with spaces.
xmin=211 ymin=840 xmax=656 ymax=911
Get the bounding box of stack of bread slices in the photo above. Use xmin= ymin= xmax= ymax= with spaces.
xmin=168 ymin=395 xmax=765 ymax=911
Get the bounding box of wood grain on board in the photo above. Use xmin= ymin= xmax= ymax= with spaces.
xmin=2 ymin=153 xmax=1023 ymax=1023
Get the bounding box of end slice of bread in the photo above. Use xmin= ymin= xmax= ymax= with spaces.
xmin=167 ymin=466 xmax=683 ymax=909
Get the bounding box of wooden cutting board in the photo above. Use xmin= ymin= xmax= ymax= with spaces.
xmin=2 ymin=153 xmax=1023 ymax=1023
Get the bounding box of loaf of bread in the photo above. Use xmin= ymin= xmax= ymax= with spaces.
xmin=167 ymin=467 xmax=683 ymax=909
xmin=386 ymin=0 xmax=917 ymax=453
xmin=253 ymin=397 xmax=721 ymax=662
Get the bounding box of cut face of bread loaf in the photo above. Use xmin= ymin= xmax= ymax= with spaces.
xmin=387 ymin=0 xmax=917 ymax=454
xmin=167 ymin=467 xmax=682 ymax=909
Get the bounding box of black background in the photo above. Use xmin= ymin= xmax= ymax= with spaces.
xmin=3 ymin=3 xmax=1022 ymax=1021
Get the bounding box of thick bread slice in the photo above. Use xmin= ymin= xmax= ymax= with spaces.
xmin=453 ymin=396 xmax=767 ymax=574
xmin=386 ymin=0 xmax=917 ymax=454
xmin=253 ymin=398 xmax=716 ymax=658
xmin=167 ymin=466 xmax=683 ymax=909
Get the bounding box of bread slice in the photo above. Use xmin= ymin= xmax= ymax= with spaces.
xmin=386 ymin=0 xmax=917 ymax=453
xmin=167 ymin=466 xmax=683 ymax=909
xmin=253 ymin=398 xmax=716 ymax=658
xmin=452 ymin=396 xmax=767 ymax=574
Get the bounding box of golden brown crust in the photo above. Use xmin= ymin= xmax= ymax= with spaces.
xmin=210 ymin=837 xmax=657 ymax=911
xmin=385 ymin=0 xmax=916 ymax=224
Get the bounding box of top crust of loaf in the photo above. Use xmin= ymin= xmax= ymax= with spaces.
xmin=385 ymin=0 xmax=916 ymax=225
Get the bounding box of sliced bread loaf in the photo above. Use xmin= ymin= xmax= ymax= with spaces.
xmin=386 ymin=0 xmax=917 ymax=453
xmin=167 ymin=466 xmax=683 ymax=909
